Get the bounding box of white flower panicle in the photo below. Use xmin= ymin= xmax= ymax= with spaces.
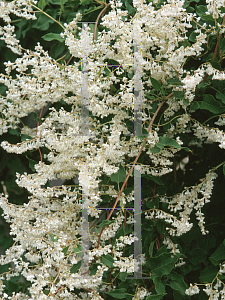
xmin=0 ymin=0 xmax=223 ymax=298
xmin=145 ymin=171 xmax=217 ymax=236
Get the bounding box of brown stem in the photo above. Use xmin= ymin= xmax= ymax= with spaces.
xmin=96 ymin=93 xmax=173 ymax=248
xmin=148 ymin=284 xmax=155 ymax=292
xmin=195 ymin=16 xmax=225 ymax=98
xmin=103 ymin=270 xmax=113 ymax=299
xmin=155 ymin=237 xmax=160 ymax=249
xmin=94 ymin=3 xmax=111 ymax=41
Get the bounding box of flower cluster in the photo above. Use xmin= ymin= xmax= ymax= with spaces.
xmin=0 ymin=0 xmax=224 ymax=298
xmin=155 ymin=171 xmax=217 ymax=235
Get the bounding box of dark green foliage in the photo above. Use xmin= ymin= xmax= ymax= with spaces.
xmin=1 ymin=0 xmax=225 ymax=299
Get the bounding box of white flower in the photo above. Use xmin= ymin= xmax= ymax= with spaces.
xmin=185 ymin=284 xmax=200 ymax=295
xmin=0 ymin=0 xmax=223 ymax=297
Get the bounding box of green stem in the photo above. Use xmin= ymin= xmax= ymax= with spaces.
xmin=30 ymin=3 xmax=65 ymax=30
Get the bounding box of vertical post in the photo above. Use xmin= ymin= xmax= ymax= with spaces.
xmin=80 ymin=165 xmax=90 ymax=277
xmin=75 ymin=22 xmax=94 ymax=278
xmin=133 ymin=166 xmax=142 ymax=278
xmin=125 ymin=22 xmax=150 ymax=280
xmin=126 ymin=166 xmax=149 ymax=279
xmin=133 ymin=22 xmax=147 ymax=137
xmin=77 ymin=21 xmax=150 ymax=280
xmin=81 ymin=22 xmax=92 ymax=137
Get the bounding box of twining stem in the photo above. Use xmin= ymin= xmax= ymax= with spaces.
xmin=30 ymin=3 xmax=65 ymax=30
xmin=195 ymin=15 xmax=225 ymax=98
xmin=96 ymin=92 xmax=174 ymax=248
xmin=94 ymin=3 xmax=111 ymax=41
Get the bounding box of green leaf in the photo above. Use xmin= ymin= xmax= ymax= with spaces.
xmin=190 ymin=94 xmax=225 ymax=113
xmin=128 ymin=71 xmax=133 ymax=79
xmin=196 ymin=4 xmax=207 ymax=15
xmin=60 ymin=0 xmax=64 ymax=14
xmin=157 ymin=137 xmax=181 ymax=149
xmin=125 ymin=0 xmax=136 ymax=15
xmin=190 ymin=102 xmax=200 ymax=111
xmin=153 ymin=277 xmax=166 ymax=294
xmin=200 ymin=94 xmax=225 ymax=114
xmin=216 ymin=89 xmax=225 ymax=103
xmin=100 ymin=254 xmax=114 ymax=267
xmin=21 ymin=134 xmax=32 ymax=142
xmin=146 ymin=93 xmax=156 ymax=100
xmin=156 ymin=221 xmax=165 ymax=235
xmin=104 ymin=66 xmax=111 ymax=77
xmin=99 ymin=220 xmax=114 ymax=229
xmin=7 ymin=155 xmax=23 ymax=174
xmin=146 ymin=294 xmax=166 ymax=300
xmin=54 ymin=43 xmax=66 ymax=58
xmin=111 ymin=165 xmax=126 ymax=183
xmin=137 ymin=135 xmax=146 ymax=140
xmin=196 ymin=5 xmax=214 ymax=21
xmin=167 ymin=271 xmax=182 ymax=281
xmin=49 ymin=233 xmax=58 ymax=242
xmin=80 ymin=0 xmax=91 ymax=5
xmin=173 ymin=290 xmax=186 ymax=300
xmin=169 ymin=276 xmax=188 ymax=296
xmin=146 ymin=197 xmax=159 ymax=209
xmin=156 ymin=185 xmax=168 ymax=195
xmin=110 ymin=84 xmax=118 ymax=93
xmin=32 ymin=13 xmax=54 ymax=31
xmin=190 ymin=248 xmax=207 ymax=265
xmin=150 ymin=77 xmax=161 ymax=91
xmin=119 ymin=272 xmax=127 ymax=281
xmin=38 ymin=0 xmax=46 ymax=9
xmin=210 ymin=257 xmax=219 ymax=266
xmin=25 ymin=156 xmax=37 ymax=172
xmin=203 ymin=94 xmax=220 ymax=105
xmin=33 ymin=112 xmax=42 ymax=123
xmin=89 ymin=262 xmax=101 ymax=276
xmin=47 ymin=0 xmax=68 ymax=3
xmin=156 ymin=245 xmax=168 ymax=256
xmin=8 ymin=128 xmax=20 ymax=136
xmin=70 ymin=260 xmax=82 ymax=273
xmin=183 ymin=99 xmax=189 ymax=106
xmin=74 ymin=244 xmax=82 ymax=256
xmin=167 ymin=78 xmax=182 ymax=86
xmin=125 ymin=119 xmax=134 ymax=133
xmin=112 ymin=226 xmax=127 ymax=246
xmin=136 ymin=126 xmax=149 ymax=138
xmin=209 ymin=241 xmax=225 ymax=265
xmin=220 ymin=38 xmax=225 ymax=55
xmin=146 ymin=253 xmax=180 ymax=277
xmin=106 ymin=288 xmax=129 ymax=299
xmin=150 ymin=146 xmax=161 ymax=153
xmin=223 ymin=164 xmax=225 ymax=176
xmin=182 ymin=147 xmax=191 ymax=152
xmin=197 ymin=81 xmax=209 ymax=90
xmin=174 ymin=91 xmax=185 ymax=99
xmin=142 ymin=174 xmax=163 ymax=185
xmin=43 ymin=289 xmax=49 ymax=295
xmin=199 ymin=265 xmax=219 ymax=282
xmin=123 ymin=187 xmax=133 ymax=196
xmin=149 ymin=241 xmax=155 ymax=258
xmin=62 ymin=245 xmax=69 ymax=255
xmin=42 ymin=33 xmax=65 ymax=42
xmin=189 ymin=31 xmax=198 ymax=43
xmin=0 ymin=85 xmax=7 ymax=94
